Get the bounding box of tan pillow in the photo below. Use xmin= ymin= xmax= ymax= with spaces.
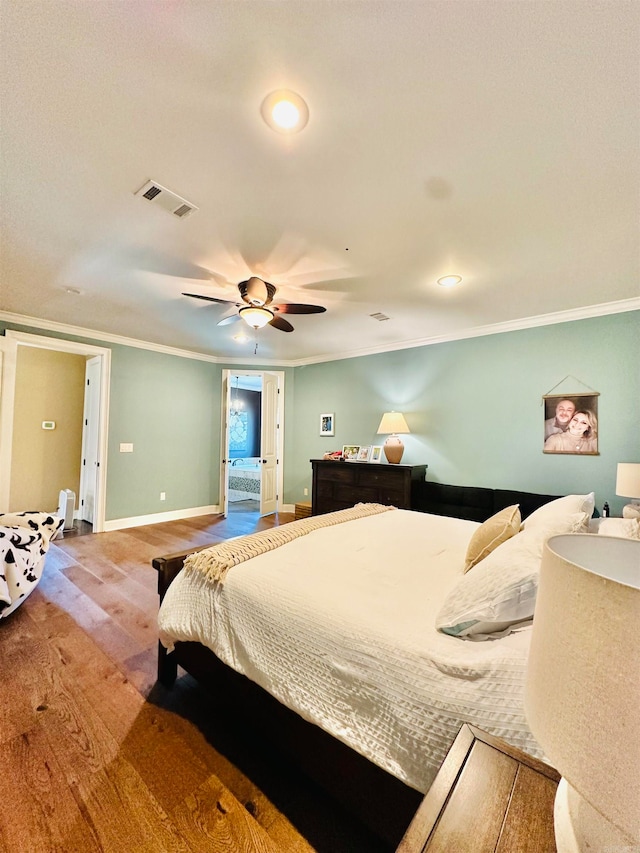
xmin=464 ymin=505 xmax=521 ymax=572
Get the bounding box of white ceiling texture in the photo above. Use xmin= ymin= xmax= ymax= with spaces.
xmin=1 ymin=1 xmax=638 ymax=364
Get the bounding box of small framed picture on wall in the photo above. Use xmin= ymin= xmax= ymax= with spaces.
xmin=320 ymin=413 xmax=334 ymax=436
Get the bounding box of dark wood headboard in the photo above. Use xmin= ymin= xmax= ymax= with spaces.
xmin=413 ymin=481 xmax=563 ymax=522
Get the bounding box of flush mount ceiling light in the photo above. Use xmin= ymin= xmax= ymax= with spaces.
xmin=239 ymin=306 xmax=274 ymax=329
xmin=437 ymin=275 xmax=463 ymax=288
xmin=261 ymin=90 xmax=309 ymax=133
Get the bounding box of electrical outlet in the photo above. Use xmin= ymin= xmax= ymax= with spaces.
xmin=160 ymin=492 xmax=166 ymax=501
xmin=303 ymin=487 xmax=308 ymax=496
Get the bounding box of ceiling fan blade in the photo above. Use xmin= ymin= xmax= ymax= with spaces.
xmin=217 ymin=314 xmax=242 ymax=326
xmin=269 ymin=315 xmax=294 ymax=333
xmin=182 ymin=292 xmax=239 ymax=305
xmin=272 ymin=303 xmax=327 ymax=315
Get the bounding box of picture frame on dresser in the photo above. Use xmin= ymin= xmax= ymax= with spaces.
xmin=320 ymin=413 xmax=334 ymax=436
xmin=342 ymin=445 xmax=360 ymax=461
xmin=370 ymin=446 xmax=383 ymax=463
xmin=357 ymin=445 xmax=371 ymax=462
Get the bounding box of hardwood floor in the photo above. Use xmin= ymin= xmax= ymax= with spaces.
xmin=0 ymin=511 xmax=391 ymax=853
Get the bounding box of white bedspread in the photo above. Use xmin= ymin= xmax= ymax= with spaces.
xmin=158 ymin=510 xmax=542 ymax=792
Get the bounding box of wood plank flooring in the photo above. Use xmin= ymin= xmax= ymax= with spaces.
xmin=0 ymin=511 xmax=391 ymax=853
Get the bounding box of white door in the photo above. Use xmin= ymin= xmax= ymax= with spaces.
xmin=219 ymin=372 xmax=232 ymax=516
xmin=78 ymin=356 xmax=101 ymax=524
xmin=259 ymin=372 xmax=278 ymax=516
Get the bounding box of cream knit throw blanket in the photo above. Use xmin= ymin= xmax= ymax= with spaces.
xmin=185 ymin=502 xmax=397 ymax=584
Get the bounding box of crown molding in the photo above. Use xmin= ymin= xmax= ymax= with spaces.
xmin=288 ymin=298 xmax=640 ymax=366
xmin=2 ymin=297 xmax=638 ymax=369
xmin=0 ymin=310 xmax=287 ymax=365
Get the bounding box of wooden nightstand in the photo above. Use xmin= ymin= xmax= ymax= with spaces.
xmin=397 ymin=724 xmax=560 ymax=853
xmin=294 ymin=500 xmax=312 ymax=519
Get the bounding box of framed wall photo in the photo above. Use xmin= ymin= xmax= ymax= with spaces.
xmin=320 ymin=413 xmax=334 ymax=436
xmin=370 ymin=446 xmax=383 ymax=463
xmin=342 ymin=445 xmax=360 ymax=461
xmin=357 ymin=445 xmax=371 ymax=462
xmin=542 ymin=393 xmax=600 ymax=455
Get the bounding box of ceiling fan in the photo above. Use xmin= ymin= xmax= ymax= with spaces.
xmin=182 ymin=276 xmax=326 ymax=332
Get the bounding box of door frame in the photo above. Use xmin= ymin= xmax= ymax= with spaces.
xmin=78 ymin=355 xmax=102 ymax=524
xmin=0 ymin=330 xmax=111 ymax=532
xmin=220 ymin=369 xmax=285 ymax=516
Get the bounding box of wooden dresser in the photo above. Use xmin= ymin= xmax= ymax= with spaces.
xmin=311 ymin=459 xmax=427 ymax=515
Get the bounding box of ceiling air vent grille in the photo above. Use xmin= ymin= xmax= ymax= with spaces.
xmin=370 ymin=312 xmax=390 ymax=321
xmin=134 ymin=180 xmax=198 ymax=219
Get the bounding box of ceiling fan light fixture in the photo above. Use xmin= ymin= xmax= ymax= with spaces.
xmin=239 ymin=306 xmax=274 ymax=329
xmin=437 ymin=275 xmax=462 ymax=288
xmin=261 ymin=90 xmax=309 ymax=133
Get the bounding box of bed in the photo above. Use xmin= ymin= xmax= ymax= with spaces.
xmin=155 ymin=483 xmax=593 ymax=845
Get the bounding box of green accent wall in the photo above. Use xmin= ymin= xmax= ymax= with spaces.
xmin=289 ymin=312 xmax=639 ymax=516
xmin=2 ymin=311 xmax=638 ymax=520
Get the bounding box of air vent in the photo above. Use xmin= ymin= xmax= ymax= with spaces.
xmin=370 ymin=312 xmax=390 ymax=321
xmin=134 ymin=180 xmax=198 ymax=219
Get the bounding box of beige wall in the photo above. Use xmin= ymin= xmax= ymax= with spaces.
xmin=10 ymin=347 xmax=86 ymax=512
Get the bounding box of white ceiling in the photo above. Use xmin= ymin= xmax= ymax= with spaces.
xmin=1 ymin=1 xmax=638 ymax=364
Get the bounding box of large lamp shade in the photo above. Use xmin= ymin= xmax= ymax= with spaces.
xmin=525 ymin=534 xmax=640 ymax=851
xmin=616 ymin=462 xmax=640 ymax=518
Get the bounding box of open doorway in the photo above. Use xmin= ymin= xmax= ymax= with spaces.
xmin=220 ymin=369 xmax=284 ymax=518
xmin=227 ymin=374 xmax=263 ymax=513
xmin=0 ymin=331 xmax=111 ymax=533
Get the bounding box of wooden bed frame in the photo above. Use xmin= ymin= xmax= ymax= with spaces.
xmin=152 ymin=482 xmax=563 ymax=846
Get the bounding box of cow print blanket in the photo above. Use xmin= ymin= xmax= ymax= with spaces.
xmin=0 ymin=512 xmax=64 ymax=618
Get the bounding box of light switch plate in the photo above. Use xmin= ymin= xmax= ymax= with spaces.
xmin=119 ymin=443 xmax=134 ymax=452
xmin=42 ymin=421 xmax=56 ymax=430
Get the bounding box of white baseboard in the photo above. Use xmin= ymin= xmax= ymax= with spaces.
xmin=103 ymin=501 xmax=296 ymax=532
xmin=103 ymin=505 xmax=220 ymax=532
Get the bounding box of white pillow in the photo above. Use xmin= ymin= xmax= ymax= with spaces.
xmin=597 ymin=518 xmax=640 ymax=540
xmin=435 ymin=511 xmax=588 ymax=639
xmin=523 ymin=493 xmax=594 ymax=533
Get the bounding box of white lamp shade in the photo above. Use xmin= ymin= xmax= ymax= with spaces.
xmin=376 ymin=412 xmax=410 ymax=435
xmin=525 ymin=534 xmax=640 ymax=846
xmin=616 ymin=462 xmax=640 ymax=498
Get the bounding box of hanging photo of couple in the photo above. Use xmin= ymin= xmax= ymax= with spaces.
xmin=543 ymin=393 xmax=599 ymax=455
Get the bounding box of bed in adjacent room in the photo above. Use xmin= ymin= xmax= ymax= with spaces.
xmin=155 ymin=486 xmax=594 ymax=844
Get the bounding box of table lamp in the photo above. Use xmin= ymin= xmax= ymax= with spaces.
xmin=616 ymin=462 xmax=640 ymax=519
xmin=525 ymin=534 xmax=640 ymax=852
xmin=376 ymin=412 xmax=410 ymax=464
